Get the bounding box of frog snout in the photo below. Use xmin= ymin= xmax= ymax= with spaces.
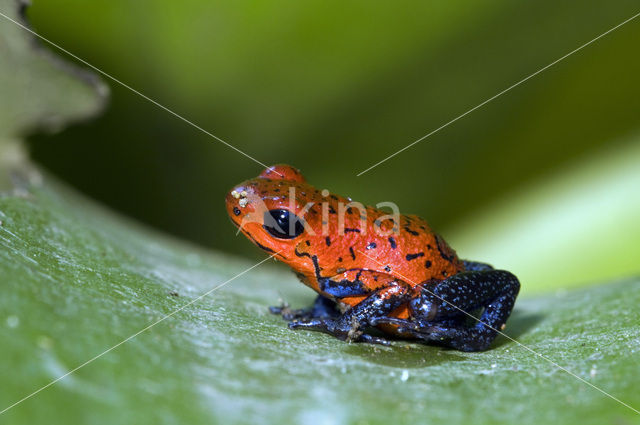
xmin=228 ymin=187 xmax=252 ymax=209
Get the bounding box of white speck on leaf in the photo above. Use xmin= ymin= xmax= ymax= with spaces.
xmin=6 ymin=315 xmax=19 ymax=328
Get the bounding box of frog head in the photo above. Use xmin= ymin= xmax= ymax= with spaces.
xmin=226 ymin=164 xmax=325 ymax=266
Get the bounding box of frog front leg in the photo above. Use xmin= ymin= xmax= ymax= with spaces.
xmin=288 ymin=271 xmax=412 ymax=345
xmin=374 ymin=268 xmax=520 ymax=351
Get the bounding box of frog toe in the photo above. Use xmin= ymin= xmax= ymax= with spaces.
xmin=411 ymin=325 xmax=495 ymax=351
xmin=288 ymin=318 xmax=329 ymax=331
xmin=269 ymin=304 xmax=306 ymax=320
xmin=357 ymin=334 xmax=392 ymax=346
xmin=268 ymin=305 xmax=283 ymax=315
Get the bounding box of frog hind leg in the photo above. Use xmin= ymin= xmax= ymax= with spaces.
xmin=288 ymin=284 xmax=411 ymax=345
xmin=376 ymin=270 xmax=520 ymax=352
xmin=269 ymin=294 xmax=340 ymax=321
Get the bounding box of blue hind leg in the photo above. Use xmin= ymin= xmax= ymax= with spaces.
xmin=374 ymin=269 xmax=520 ymax=351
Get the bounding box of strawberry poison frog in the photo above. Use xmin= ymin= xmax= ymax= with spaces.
xmin=226 ymin=164 xmax=520 ymax=351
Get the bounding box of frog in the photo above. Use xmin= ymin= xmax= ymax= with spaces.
xmin=225 ymin=164 xmax=520 ymax=351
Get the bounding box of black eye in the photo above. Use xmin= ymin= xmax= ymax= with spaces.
xmin=263 ymin=209 xmax=305 ymax=239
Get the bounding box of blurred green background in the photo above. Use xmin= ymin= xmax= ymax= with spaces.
xmin=24 ymin=0 xmax=640 ymax=293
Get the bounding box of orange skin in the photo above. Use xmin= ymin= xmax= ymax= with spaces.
xmin=226 ymin=164 xmax=466 ymax=336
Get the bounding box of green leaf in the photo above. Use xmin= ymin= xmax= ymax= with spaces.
xmin=1 ymin=173 xmax=639 ymax=425
xmin=0 ymin=0 xmax=107 ymax=189
xmin=0 ymin=0 xmax=107 ymax=141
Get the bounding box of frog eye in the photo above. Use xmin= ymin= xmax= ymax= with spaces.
xmin=263 ymin=209 xmax=305 ymax=239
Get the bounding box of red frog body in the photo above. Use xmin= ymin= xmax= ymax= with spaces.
xmin=226 ymin=164 xmax=520 ymax=351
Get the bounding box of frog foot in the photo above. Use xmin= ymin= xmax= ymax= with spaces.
xmin=408 ymin=325 xmax=496 ymax=352
xmin=288 ymin=317 xmax=391 ymax=346
xmin=371 ymin=317 xmax=497 ymax=352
